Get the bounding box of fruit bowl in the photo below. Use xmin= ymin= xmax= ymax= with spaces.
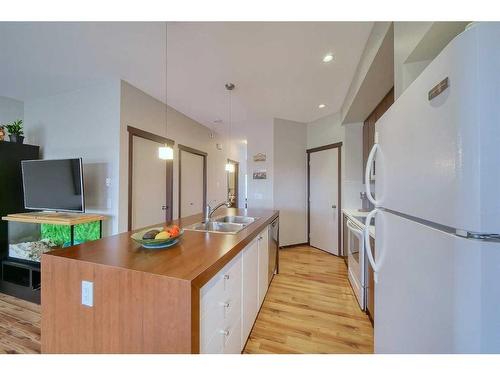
xmin=131 ymin=226 xmax=184 ymax=249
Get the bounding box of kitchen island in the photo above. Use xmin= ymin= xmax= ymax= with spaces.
xmin=41 ymin=208 xmax=279 ymax=354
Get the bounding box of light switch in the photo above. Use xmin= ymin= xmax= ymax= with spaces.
xmin=81 ymin=280 xmax=94 ymax=307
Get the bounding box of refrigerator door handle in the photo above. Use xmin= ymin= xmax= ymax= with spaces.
xmin=365 ymin=143 xmax=380 ymax=206
xmin=364 ymin=208 xmax=379 ymax=282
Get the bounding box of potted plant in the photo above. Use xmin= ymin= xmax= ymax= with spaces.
xmin=5 ymin=119 xmax=24 ymax=144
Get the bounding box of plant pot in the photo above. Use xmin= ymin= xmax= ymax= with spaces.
xmin=9 ymin=134 xmax=24 ymax=144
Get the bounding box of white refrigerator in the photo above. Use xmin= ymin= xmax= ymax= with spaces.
xmin=363 ymin=22 xmax=500 ymax=353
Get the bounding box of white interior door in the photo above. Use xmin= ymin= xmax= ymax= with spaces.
xmin=180 ymin=151 xmax=204 ymax=218
xmin=132 ymin=137 xmax=167 ymax=230
xmin=309 ymin=148 xmax=339 ymax=255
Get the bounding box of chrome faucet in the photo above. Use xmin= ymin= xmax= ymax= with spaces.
xmin=204 ymin=200 xmax=231 ymax=222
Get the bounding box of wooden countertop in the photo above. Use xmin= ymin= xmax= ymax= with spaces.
xmin=43 ymin=208 xmax=279 ymax=288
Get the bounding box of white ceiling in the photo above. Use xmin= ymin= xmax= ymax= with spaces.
xmin=0 ymin=22 xmax=373 ymax=133
xmin=166 ymin=22 xmax=373 ymax=128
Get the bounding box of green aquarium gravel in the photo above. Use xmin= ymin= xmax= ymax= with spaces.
xmin=41 ymin=221 xmax=100 ymax=247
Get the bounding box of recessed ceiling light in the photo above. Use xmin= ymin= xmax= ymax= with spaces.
xmin=318 ymin=104 xmax=326 ymax=109
xmin=322 ymin=53 xmax=334 ymax=63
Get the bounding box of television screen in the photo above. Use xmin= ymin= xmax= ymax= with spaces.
xmin=21 ymin=158 xmax=85 ymax=212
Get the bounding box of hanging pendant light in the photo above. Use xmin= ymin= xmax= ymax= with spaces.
xmin=225 ymin=83 xmax=235 ymax=172
xmin=159 ymin=23 xmax=174 ymax=160
xmin=159 ymin=145 xmax=174 ymax=160
xmin=225 ymin=163 xmax=235 ymax=172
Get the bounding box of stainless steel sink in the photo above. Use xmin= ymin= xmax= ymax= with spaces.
xmin=184 ymin=221 xmax=245 ymax=234
xmin=214 ymin=215 xmax=258 ymax=225
xmin=184 ymin=216 xmax=259 ymax=234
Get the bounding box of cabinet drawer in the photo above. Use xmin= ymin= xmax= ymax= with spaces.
xmin=201 ymin=328 xmax=224 ymax=354
xmin=223 ymin=318 xmax=242 ymax=354
xmin=201 ymin=252 xmax=242 ymax=316
xmin=200 ymin=252 xmax=243 ymax=353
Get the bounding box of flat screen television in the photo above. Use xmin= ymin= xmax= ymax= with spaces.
xmin=21 ymin=158 xmax=85 ymax=212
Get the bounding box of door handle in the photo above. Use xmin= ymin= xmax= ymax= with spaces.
xmin=161 ymin=205 xmax=167 ymax=210
xmin=332 ymin=205 xmax=337 ymax=209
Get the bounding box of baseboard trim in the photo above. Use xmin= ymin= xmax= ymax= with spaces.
xmin=279 ymin=242 xmax=309 ymax=249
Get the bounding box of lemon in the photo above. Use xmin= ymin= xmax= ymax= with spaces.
xmin=154 ymin=231 xmax=171 ymax=240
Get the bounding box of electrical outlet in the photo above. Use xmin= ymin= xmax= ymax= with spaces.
xmin=81 ymin=280 xmax=93 ymax=307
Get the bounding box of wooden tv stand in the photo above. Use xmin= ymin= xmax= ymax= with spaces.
xmin=0 ymin=212 xmax=106 ymax=303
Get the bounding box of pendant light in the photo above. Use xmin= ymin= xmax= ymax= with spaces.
xmin=225 ymin=83 xmax=235 ymax=172
xmin=159 ymin=23 xmax=174 ymax=160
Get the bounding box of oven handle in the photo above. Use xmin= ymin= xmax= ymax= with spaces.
xmin=346 ymin=219 xmax=364 ymax=239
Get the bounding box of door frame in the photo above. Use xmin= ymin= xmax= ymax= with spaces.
xmin=227 ymin=158 xmax=239 ymax=208
xmin=306 ymin=142 xmax=342 ymax=255
xmin=178 ymin=144 xmax=207 ymax=218
xmin=127 ymin=125 xmax=174 ymax=231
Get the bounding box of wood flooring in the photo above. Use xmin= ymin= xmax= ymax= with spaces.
xmin=243 ymin=245 xmax=374 ymax=354
xmin=0 ymin=292 xmax=41 ymax=354
xmin=0 ymin=245 xmax=372 ymax=354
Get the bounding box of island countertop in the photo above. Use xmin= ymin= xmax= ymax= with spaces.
xmin=43 ymin=207 xmax=279 ymax=288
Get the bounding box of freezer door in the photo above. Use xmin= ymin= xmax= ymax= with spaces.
xmin=374 ymin=210 xmax=500 ymax=353
xmin=374 ymin=23 xmax=500 ymax=234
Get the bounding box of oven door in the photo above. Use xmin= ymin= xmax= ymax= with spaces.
xmin=346 ymin=219 xmax=366 ymax=310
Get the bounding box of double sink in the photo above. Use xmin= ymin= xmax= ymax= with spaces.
xmin=184 ymin=215 xmax=258 ymax=234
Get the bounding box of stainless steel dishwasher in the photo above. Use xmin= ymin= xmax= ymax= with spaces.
xmin=268 ymin=217 xmax=279 ymax=284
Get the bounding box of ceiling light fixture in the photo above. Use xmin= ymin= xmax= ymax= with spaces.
xmin=159 ymin=24 xmax=174 ymax=160
xmin=225 ymin=83 xmax=235 ymax=173
xmin=318 ymin=104 xmax=326 ymax=109
xmin=323 ymin=53 xmax=334 ymax=63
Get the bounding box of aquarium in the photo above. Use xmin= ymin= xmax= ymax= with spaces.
xmin=7 ymin=220 xmax=100 ymax=262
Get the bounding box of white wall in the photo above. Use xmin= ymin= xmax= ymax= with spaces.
xmin=119 ymin=81 xmax=233 ymax=231
xmin=273 ymin=118 xmax=307 ymax=246
xmin=0 ymin=95 xmax=24 ymax=127
xmin=23 ymin=80 xmax=122 ymax=235
xmin=245 ymin=119 xmax=274 ymax=210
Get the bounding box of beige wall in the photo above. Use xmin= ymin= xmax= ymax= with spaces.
xmin=23 ymin=80 xmax=122 ymax=235
xmin=273 ymin=118 xmax=307 ymax=246
xmin=119 ymin=81 xmax=234 ymax=232
xmin=307 ymin=112 xmax=364 ymax=210
xmin=0 ymin=95 xmax=24 ymax=126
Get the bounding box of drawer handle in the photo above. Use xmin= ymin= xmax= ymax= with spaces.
xmin=224 ymin=274 xmax=230 ymax=280
xmin=219 ymin=329 xmax=230 ymax=336
xmin=219 ymin=302 xmax=230 ymax=308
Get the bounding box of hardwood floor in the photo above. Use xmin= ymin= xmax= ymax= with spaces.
xmin=0 ymin=246 xmax=372 ymax=354
xmin=0 ymin=292 xmax=41 ymax=354
xmin=243 ymin=245 xmax=374 ymax=354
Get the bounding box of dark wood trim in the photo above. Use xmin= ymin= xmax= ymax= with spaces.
xmin=178 ymin=144 xmax=208 ymax=219
xmin=178 ymin=144 xmax=207 ymax=157
xmin=127 ymin=126 xmax=174 ymax=231
xmin=127 ymin=125 xmax=174 ymax=146
xmin=306 ymin=142 xmax=343 ymax=154
xmin=307 ymin=142 xmax=343 ymax=256
xmin=227 ymin=158 xmax=239 ymax=208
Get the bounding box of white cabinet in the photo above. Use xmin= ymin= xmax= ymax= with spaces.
xmin=241 ymin=238 xmax=259 ymax=349
xmin=257 ymin=228 xmax=269 ymax=306
xmin=200 ymin=252 xmax=242 ymax=354
xmin=200 ymin=224 xmax=272 ymax=354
